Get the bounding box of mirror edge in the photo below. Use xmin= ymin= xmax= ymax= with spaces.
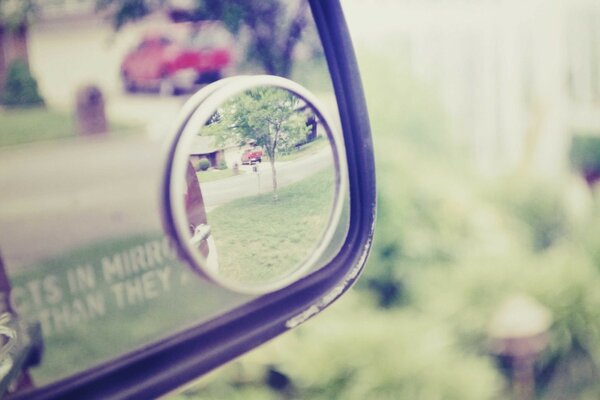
xmin=167 ymin=75 xmax=349 ymax=294
xmin=8 ymin=2 xmax=376 ymax=398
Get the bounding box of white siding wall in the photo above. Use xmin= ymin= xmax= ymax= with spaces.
xmin=344 ymin=0 xmax=600 ymax=178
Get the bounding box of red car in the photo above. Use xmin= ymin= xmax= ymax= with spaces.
xmin=121 ymin=22 xmax=234 ymax=95
xmin=241 ymin=146 xmax=263 ymax=164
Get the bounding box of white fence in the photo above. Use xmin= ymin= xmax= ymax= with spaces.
xmin=344 ymin=0 xmax=600 ymax=178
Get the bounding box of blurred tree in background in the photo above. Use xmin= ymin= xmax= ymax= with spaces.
xmin=97 ymin=0 xmax=309 ymax=77
xmin=0 ymin=0 xmax=36 ymax=29
xmin=167 ymin=52 xmax=600 ymax=400
xmin=0 ymin=0 xmax=44 ymax=106
xmin=1 ymin=59 xmax=44 ymax=106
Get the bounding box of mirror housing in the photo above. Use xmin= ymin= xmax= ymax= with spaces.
xmin=163 ymin=76 xmax=348 ymax=294
xmin=7 ymin=1 xmax=375 ymax=398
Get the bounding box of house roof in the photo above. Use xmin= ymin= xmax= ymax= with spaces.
xmin=189 ymin=136 xmax=219 ymax=155
xmin=189 ymin=135 xmax=238 ymax=155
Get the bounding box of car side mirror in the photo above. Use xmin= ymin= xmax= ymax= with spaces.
xmin=1 ymin=1 xmax=375 ymax=398
xmin=163 ymin=76 xmax=348 ymax=294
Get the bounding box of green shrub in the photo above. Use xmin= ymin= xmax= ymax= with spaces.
xmin=1 ymin=59 xmax=44 ymax=107
xmin=570 ymin=135 xmax=600 ymax=184
xmin=217 ymin=159 xmax=228 ymax=170
xmin=356 ymin=55 xmax=462 ymax=307
xmin=410 ymin=244 xmax=600 ymax=399
xmin=178 ymin=294 xmax=502 ymax=400
xmin=492 ymin=180 xmax=569 ymax=251
xmin=177 ymin=51 xmax=600 ymax=400
xmin=197 ymin=158 xmax=210 ymax=171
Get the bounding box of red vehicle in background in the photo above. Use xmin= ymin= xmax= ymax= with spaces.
xmin=241 ymin=146 xmax=263 ymax=165
xmin=121 ymin=21 xmax=234 ymax=95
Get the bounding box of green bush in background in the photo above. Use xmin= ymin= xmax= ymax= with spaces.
xmin=197 ymin=158 xmax=211 ymax=171
xmin=172 ymin=53 xmax=600 ymax=400
xmin=570 ymin=135 xmax=600 ymax=185
xmin=217 ymin=158 xmax=228 ymax=170
xmin=1 ymin=59 xmax=44 ymax=107
xmin=490 ymin=180 xmax=570 ymax=251
xmin=175 ymin=294 xmax=502 ymax=400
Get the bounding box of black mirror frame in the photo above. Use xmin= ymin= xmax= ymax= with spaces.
xmin=10 ymin=1 xmax=376 ymax=399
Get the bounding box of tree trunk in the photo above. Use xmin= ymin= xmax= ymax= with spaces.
xmin=280 ymin=1 xmax=308 ymax=77
xmin=270 ymin=159 xmax=278 ymax=200
xmin=0 ymin=251 xmax=13 ymax=314
xmin=0 ymin=22 xmax=30 ymax=91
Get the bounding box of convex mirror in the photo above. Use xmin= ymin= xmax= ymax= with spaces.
xmin=163 ymin=76 xmax=347 ymax=294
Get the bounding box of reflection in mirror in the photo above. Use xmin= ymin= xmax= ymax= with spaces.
xmin=171 ymin=79 xmax=345 ymax=293
xmin=0 ymin=1 xmax=347 ymax=394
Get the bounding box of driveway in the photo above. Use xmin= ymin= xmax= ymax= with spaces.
xmin=202 ymin=147 xmax=334 ymax=210
xmin=0 ymin=135 xmax=336 ymax=271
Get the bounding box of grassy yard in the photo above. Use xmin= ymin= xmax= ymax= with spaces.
xmin=11 ymin=169 xmax=338 ymax=385
xmin=274 ymin=137 xmax=330 ymax=162
xmin=0 ymin=107 xmax=136 ymax=147
xmin=0 ymin=107 xmax=74 ymax=147
xmin=208 ymin=168 xmax=336 ymax=285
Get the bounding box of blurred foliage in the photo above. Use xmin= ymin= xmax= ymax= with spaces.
xmin=171 ymin=52 xmax=600 ymax=399
xmin=0 ymin=0 xmax=37 ymax=30
xmin=176 ymin=294 xmax=503 ymax=400
xmin=1 ymin=59 xmax=44 ymax=107
xmin=197 ymin=158 xmax=210 ymax=171
xmin=570 ymin=135 xmax=600 ymax=185
xmin=208 ymin=87 xmax=308 ymax=161
xmin=0 ymin=107 xmax=72 ymax=146
xmin=217 ymin=158 xmax=228 ymax=170
xmin=97 ymin=0 xmax=311 ymax=76
xmin=488 ymin=180 xmax=570 ymax=251
xmin=95 ymin=0 xmax=150 ymax=29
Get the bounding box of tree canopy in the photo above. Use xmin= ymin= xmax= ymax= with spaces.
xmin=97 ymin=0 xmax=310 ymax=77
xmin=0 ymin=0 xmax=36 ymax=29
xmin=205 ymin=87 xmax=309 ymax=198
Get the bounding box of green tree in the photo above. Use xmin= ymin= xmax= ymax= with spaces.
xmin=0 ymin=1 xmax=42 ymax=106
xmin=208 ymin=87 xmax=309 ymax=199
xmin=0 ymin=0 xmax=36 ymax=29
xmin=97 ymin=0 xmax=309 ymax=77
xmin=1 ymin=59 xmax=44 ymax=106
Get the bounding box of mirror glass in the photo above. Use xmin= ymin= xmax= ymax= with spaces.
xmin=170 ymin=79 xmax=344 ymax=293
xmin=0 ymin=0 xmax=351 ymax=395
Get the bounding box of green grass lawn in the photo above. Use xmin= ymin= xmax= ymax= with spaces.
xmin=0 ymin=107 xmax=74 ymax=147
xmin=208 ymin=168 xmax=336 ymax=286
xmin=197 ymin=168 xmax=242 ymax=183
xmin=0 ymin=107 xmax=137 ymax=147
xmin=11 ymin=169 xmax=338 ymax=385
xmin=272 ymin=137 xmax=329 ymax=162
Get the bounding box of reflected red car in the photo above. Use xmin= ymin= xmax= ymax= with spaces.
xmin=241 ymin=146 xmax=264 ymax=164
xmin=120 ymin=22 xmax=234 ymax=95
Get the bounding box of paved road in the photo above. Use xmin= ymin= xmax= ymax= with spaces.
xmin=202 ymin=147 xmax=334 ymax=210
xmin=0 ymin=136 xmax=334 ymax=271
xmin=0 ymin=135 xmax=164 ymax=271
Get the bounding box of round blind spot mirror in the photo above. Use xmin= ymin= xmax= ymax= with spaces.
xmin=164 ymin=76 xmax=346 ymax=294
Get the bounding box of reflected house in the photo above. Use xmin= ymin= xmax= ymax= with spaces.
xmin=189 ymin=135 xmax=240 ymax=169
